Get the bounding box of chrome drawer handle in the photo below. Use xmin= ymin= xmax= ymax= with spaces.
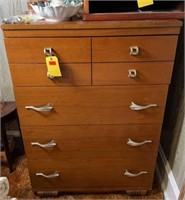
xmin=44 ymin=47 xmax=52 ymax=56
xmin=47 ymin=71 xmax=55 ymax=79
xmin=124 ymin=170 xmax=147 ymax=177
xmin=127 ymin=138 xmax=152 ymax=146
xmin=130 ymin=102 xmax=157 ymax=111
xmin=130 ymin=46 xmax=139 ymax=56
xmin=31 ymin=140 xmax=56 ymax=148
xmin=36 ymin=171 xmax=59 ymax=178
xmin=128 ymin=69 xmax=137 ymax=78
xmin=25 ymin=103 xmax=53 ymax=112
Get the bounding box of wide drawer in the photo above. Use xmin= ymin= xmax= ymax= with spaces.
xmin=5 ymin=37 xmax=91 ymax=63
xmin=22 ymin=124 xmax=161 ymax=159
xmin=10 ymin=63 xmax=91 ymax=86
xmin=28 ymin=157 xmax=156 ymax=189
xmin=92 ymin=62 xmax=173 ymax=85
xmin=15 ymin=86 xmax=168 ymax=125
xmin=92 ymin=36 xmax=178 ymax=62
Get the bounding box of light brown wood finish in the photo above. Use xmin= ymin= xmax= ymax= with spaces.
xmin=92 ymin=62 xmax=173 ymax=85
xmin=15 ymin=86 xmax=168 ymax=125
xmin=92 ymin=36 xmax=178 ymax=62
xmin=2 ymin=28 xmax=181 ymax=38
xmin=5 ymin=38 xmax=91 ymax=63
xmin=1 ymin=20 xmax=182 ymax=31
xmin=18 ymin=106 xmax=166 ymax=125
xmin=10 ymin=63 xmax=91 ymax=86
xmin=22 ymin=124 xmax=161 ymax=159
xmin=83 ymin=0 xmax=89 ymax=14
xmin=28 ymin=157 xmax=156 ymax=189
xmin=2 ymin=19 xmax=182 ymax=194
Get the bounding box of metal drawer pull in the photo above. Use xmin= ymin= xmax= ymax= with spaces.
xmin=130 ymin=102 xmax=157 ymax=111
xmin=124 ymin=170 xmax=147 ymax=177
xmin=130 ymin=46 xmax=139 ymax=56
xmin=31 ymin=140 xmax=56 ymax=148
xmin=128 ymin=69 xmax=137 ymax=78
xmin=25 ymin=103 xmax=53 ymax=112
xmin=127 ymin=138 xmax=152 ymax=146
xmin=44 ymin=47 xmax=52 ymax=56
xmin=36 ymin=171 xmax=59 ymax=178
xmin=47 ymin=71 xmax=55 ymax=79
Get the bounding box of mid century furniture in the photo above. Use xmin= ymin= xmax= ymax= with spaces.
xmin=1 ymin=102 xmax=20 ymax=172
xmin=1 ymin=6 xmax=183 ymax=195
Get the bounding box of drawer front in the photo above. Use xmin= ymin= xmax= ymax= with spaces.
xmin=93 ymin=62 xmax=173 ymax=85
xmin=5 ymin=38 xmax=91 ymax=63
xmin=28 ymin=157 xmax=156 ymax=189
xmin=22 ymin=124 xmax=161 ymax=159
xmin=92 ymin=36 xmax=178 ymax=62
xmin=15 ymin=86 xmax=168 ymax=125
xmin=10 ymin=63 xmax=91 ymax=86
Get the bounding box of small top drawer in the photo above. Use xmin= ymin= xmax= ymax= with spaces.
xmin=92 ymin=62 xmax=173 ymax=85
xmin=92 ymin=36 xmax=178 ymax=62
xmin=5 ymin=37 xmax=91 ymax=63
xmin=10 ymin=63 xmax=91 ymax=86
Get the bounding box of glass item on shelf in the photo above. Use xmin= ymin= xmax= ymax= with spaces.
xmin=30 ymin=0 xmax=83 ymax=21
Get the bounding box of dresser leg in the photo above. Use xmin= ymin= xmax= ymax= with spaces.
xmin=126 ymin=190 xmax=147 ymax=196
xmin=36 ymin=191 xmax=59 ymax=197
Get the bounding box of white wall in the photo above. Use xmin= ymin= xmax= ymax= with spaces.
xmin=169 ymin=94 xmax=185 ymax=190
xmin=0 ymin=0 xmax=27 ymax=101
xmin=172 ymin=117 xmax=185 ymax=190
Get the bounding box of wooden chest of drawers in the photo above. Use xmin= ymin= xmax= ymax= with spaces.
xmin=2 ymin=20 xmax=182 ymax=195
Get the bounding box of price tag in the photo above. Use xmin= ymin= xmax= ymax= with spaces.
xmin=137 ymin=0 xmax=153 ymax=8
xmin=46 ymin=56 xmax=62 ymax=77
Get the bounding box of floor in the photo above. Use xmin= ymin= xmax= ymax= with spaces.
xmin=1 ymin=155 xmax=163 ymax=199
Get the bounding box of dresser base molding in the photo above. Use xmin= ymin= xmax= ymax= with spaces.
xmin=34 ymin=188 xmax=150 ymax=196
xmin=36 ymin=191 xmax=59 ymax=197
xmin=125 ymin=190 xmax=147 ymax=196
xmin=34 ymin=189 xmax=150 ymax=197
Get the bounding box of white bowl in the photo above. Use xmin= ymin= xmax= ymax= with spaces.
xmin=30 ymin=4 xmax=82 ymax=21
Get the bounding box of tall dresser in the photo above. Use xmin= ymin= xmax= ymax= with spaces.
xmin=2 ymin=19 xmax=182 ymax=195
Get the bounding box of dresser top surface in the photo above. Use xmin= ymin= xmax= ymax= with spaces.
xmin=1 ymin=19 xmax=183 ymax=31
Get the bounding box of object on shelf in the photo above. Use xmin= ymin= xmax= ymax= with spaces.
xmin=30 ymin=0 xmax=83 ymax=21
xmin=2 ymin=14 xmax=44 ymax=24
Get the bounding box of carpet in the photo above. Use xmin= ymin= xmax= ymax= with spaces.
xmin=1 ymin=156 xmax=163 ymax=199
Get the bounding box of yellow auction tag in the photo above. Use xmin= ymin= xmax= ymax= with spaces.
xmin=137 ymin=0 xmax=154 ymax=8
xmin=46 ymin=56 xmax=62 ymax=77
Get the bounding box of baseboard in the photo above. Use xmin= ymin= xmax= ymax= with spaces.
xmin=156 ymin=145 xmax=180 ymax=200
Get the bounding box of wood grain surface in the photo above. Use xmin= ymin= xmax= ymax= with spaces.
xmin=92 ymin=36 xmax=178 ymax=62
xmin=92 ymin=62 xmax=173 ymax=85
xmin=14 ymin=86 xmax=168 ymax=125
xmin=10 ymin=63 xmax=91 ymax=86
xmin=21 ymin=124 xmax=161 ymax=159
xmin=28 ymin=157 xmax=156 ymax=189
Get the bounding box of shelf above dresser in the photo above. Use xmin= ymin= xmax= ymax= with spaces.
xmin=83 ymin=0 xmax=184 ymax=21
